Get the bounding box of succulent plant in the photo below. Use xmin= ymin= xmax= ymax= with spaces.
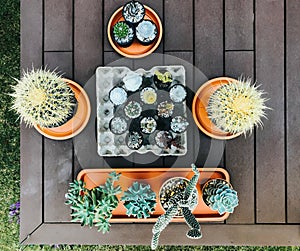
xmin=157 ymin=101 xmax=174 ymax=118
xmin=154 ymin=71 xmax=173 ymax=89
xmin=124 ymin=101 xmax=142 ymax=119
xmin=121 ymin=182 xmax=156 ymax=219
xmin=151 ymin=164 xmax=202 ymax=250
xmin=169 ymin=84 xmax=187 ymax=103
xmin=123 ymin=72 xmax=143 ymax=92
xmin=207 ymin=77 xmax=269 ymax=135
xmin=202 ymin=179 xmax=239 ymax=215
xmin=10 ymin=68 xmax=76 ymax=127
xmin=170 ymin=116 xmax=189 ymax=133
xmin=140 ymin=87 xmax=157 ymax=104
xmin=65 ymin=172 xmax=122 ymax=234
xmin=140 ymin=117 xmax=157 ymax=134
xmin=109 ymin=87 xmax=127 ymax=106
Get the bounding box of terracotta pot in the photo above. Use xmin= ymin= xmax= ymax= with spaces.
xmin=192 ymin=77 xmax=243 ymax=140
xmin=34 ymin=78 xmax=91 ymax=140
xmin=159 ymin=177 xmax=198 ymax=217
xmin=107 ymin=5 xmax=163 ymax=58
xmin=77 ymin=167 xmax=231 ymax=222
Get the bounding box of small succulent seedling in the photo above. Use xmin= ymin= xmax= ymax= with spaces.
xmin=65 ymin=172 xmax=122 ymax=234
xmin=121 ymin=181 xmax=156 ymax=219
xmin=10 ymin=68 xmax=76 ymax=127
xmin=202 ymin=179 xmax=239 ymax=215
xmin=154 ymin=70 xmax=172 ymax=84
xmin=151 ymin=164 xmax=202 ymax=250
xmin=207 ymin=77 xmax=269 ymax=136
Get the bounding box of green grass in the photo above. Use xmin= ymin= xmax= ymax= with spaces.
xmin=0 ymin=0 xmax=299 ymax=251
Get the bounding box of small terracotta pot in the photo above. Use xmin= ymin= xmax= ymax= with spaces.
xmin=192 ymin=77 xmax=242 ymax=140
xmin=201 ymin=178 xmax=232 ymax=208
xmin=159 ymin=177 xmax=198 ymax=217
xmin=34 ymin=78 xmax=91 ymax=140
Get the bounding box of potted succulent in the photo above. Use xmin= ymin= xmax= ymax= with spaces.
xmin=202 ymin=179 xmax=239 ymax=215
xmin=192 ymin=76 xmax=269 ymax=140
xmin=65 ymin=171 xmax=122 ymax=233
xmin=151 ymin=164 xmax=202 ymax=250
xmin=10 ymin=68 xmax=91 ymax=140
xmin=121 ymin=181 xmax=156 ymax=219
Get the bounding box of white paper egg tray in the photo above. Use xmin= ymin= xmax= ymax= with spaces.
xmin=96 ymin=65 xmax=188 ymax=157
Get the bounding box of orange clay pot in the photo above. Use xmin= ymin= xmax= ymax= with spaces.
xmin=107 ymin=5 xmax=163 ymax=58
xmin=34 ymin=78 xmax=91 ymax=140
xmin=192 ymin=77 xmax=243 ymax=140
xmin=77 ymin=167 xmax=231 ymax=223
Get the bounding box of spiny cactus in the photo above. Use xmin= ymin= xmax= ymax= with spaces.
xmin=113 ymin=22 xmax=129 ymax=39
xmin=65 ymin=171 xmax=122 ymax=234
xmin=151 ymin=164 xmax=202 ymax=250
xmin=10 ymin=68 xmax=76 ymax=127
xmin=202 ymin=179 xmax=239 ymax=215
xmin=207 ymin=77 xmax=269 ymax=135
xmin=121 ymin=182 xmax=156 ymax=219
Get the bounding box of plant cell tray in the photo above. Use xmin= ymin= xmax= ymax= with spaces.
xmin=77 ymin=167 xmax=230 ymax=222
xmin=96 ymin=65 xmax=188 ymax=157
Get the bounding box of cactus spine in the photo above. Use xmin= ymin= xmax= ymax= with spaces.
xmin=11 ymin=68 xmax=76 ymax=127
xmin=207 ymin=77 xmax=269 ymax=135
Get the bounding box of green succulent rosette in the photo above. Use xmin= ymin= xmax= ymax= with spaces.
xmin=121 ymin=182 xmax=156 ymax=219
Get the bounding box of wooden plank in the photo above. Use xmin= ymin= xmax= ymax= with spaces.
xmin=104 ymin=51 xmax=122 ymax=65
xmin=255 ymin=0 xmax=285 ymax=223
xmin=44 ymin=0 xmax=72 ymax=51
xmin=74 ymin=0 xmax=103 ymax=84
xmin=44 ymin=52 xmax=73 ymax=78
xmin=286 ymin=0 xmax=300 ymax=223
xmin=225 ymin=51 xmax=255 ymax=224
xmin=20 ymin=0 xmax=43 ymax=243
xmin=225 ymin=0 xmax=253 ymax=50
xmin=43 ymin=54 xmax=73 ymax=222
xmin=23 ymin=224 xmax=300 ymax=245
xmin=195 ymin=0 xmax=223 ymax=79
xmin=164 ymin=0 xmax=193 ymax=51
xmin=104 ymin=0 xmax=126 ymax=51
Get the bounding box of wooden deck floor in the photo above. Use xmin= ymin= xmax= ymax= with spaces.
xmin=20 ymin=0 xmax=300 ymax=245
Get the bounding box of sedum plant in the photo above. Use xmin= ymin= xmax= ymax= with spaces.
xmin=202 ymin=179 xmax=239 ymax=215
xmin=121 ymin=181 xmax=156 ymax=219
xmin=10 ymin=68 xmax=76 ymax=127
xmin=207 ymin=77 xmax=269 ymax=135
xmin=151 ymin=164 xmax=202 ymax=250
xmin=65 ymin=172 xmax=122 ymax=234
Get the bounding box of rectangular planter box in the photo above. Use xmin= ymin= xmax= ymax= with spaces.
xmin=77 ymin=168 xmax=230 ymax=222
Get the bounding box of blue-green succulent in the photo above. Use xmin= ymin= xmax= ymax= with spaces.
xmin=202 ymin=179 xmax=239 ymax=215
xmin=121 ymin=182 xmax=156 ymax=219
xmin=65 ymin=171 xmax=122 ymax=234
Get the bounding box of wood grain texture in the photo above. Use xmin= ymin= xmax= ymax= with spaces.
xmin=44 ymin=52 xmax=73 ymax=78
xmin=286 ymin=0 xmax=300 ymax=223
xmin=255 ymin=0 xmax=285 ymax=223
xmin=195 ymin=0 xmax=223 ymax=78
xmin=225 ymin=0 xmax=254 ymax=50
xmin=44 ymin=139 xmax=73 ymax=222
xmin=74 ymin=0 xmax=103 ymax=84
xmin=164 ymin=0 xmax=193 ymax=51
xmin=23 ymin=224 xmax=300 ymax=245
xmin=45 ymin=0 xmax=72 ymax=51
xmin=20 ymin=0 xmax=43 ymax=243
xmin=225 ymin=51 xmax=255 ymax=224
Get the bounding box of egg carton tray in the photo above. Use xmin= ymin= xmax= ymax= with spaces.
xmin=96 ymin=65 xmax=188 ymax=157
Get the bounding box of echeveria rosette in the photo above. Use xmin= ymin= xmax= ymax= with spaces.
xmin=203 ymin=179 xmax=239 ymax=215
xmin=121 ymin=182 xmax=156 ymax=219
